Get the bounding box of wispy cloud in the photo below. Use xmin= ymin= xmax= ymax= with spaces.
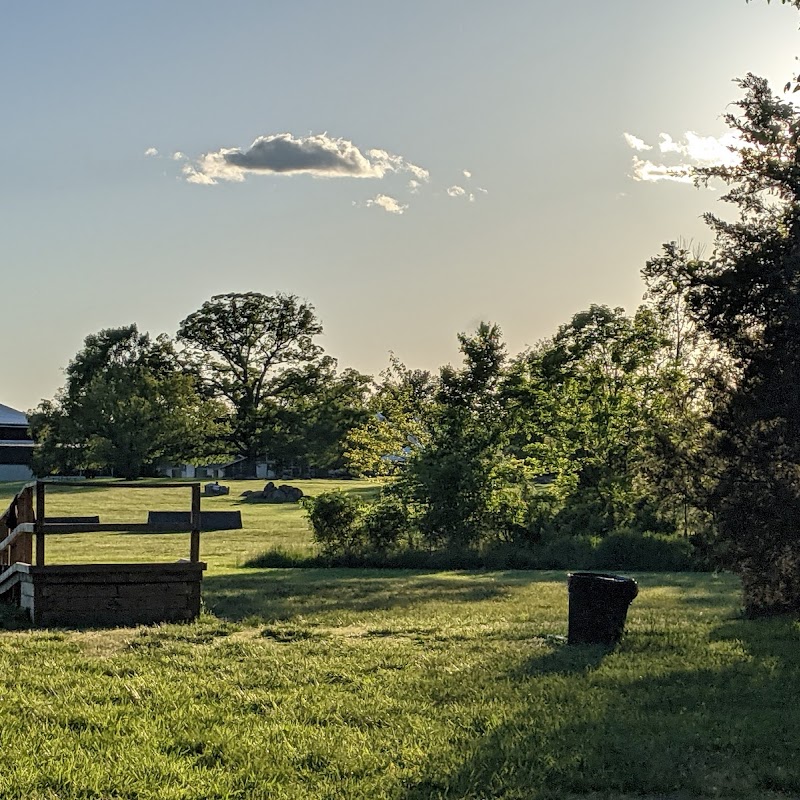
xmin=631 ymin=157 xmax=693 ymax=184
xmin=622 ymin=133 xmax=652 ymax=152
xmin=624 ymin=129 xmax=743 ymax=184
xmin=365 ymin=194 xmax=408 ymax=215
xmin=181 ymin=132 xmax=429 ymax=186
xmin=447 ymin=184 xmax=477 ymax=202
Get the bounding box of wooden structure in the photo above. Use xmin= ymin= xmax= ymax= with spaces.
xmin=0 ymin=481 xmax=206 ymax=626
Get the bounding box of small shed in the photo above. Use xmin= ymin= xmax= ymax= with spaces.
xmin=0 ymin=404 xmax=34 ymax=482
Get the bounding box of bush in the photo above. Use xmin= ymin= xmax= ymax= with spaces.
xmin=535 ymin=536 xmax=597 ymax=570
xmin=590 ymin=529 xmax=695 ymax=572
xmin=304 ymin=492 xmax=367 ymax=556
xmin=362 ymin=494 xmax=409 ymax=552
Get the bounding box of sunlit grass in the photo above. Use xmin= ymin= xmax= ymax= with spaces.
xmin=2 ymin=481 xmax=799 ymax=798
xmin=1 ymin=478 xmax=378 ymax=569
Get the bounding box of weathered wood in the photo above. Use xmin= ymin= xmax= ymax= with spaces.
xmin=190 ymin=483 xmax=201 ymax=563
xmin=35 ymin=481 xmax=46 ymax=566
xmin=38 ymin=480 xmax=201 ymax=489
xmin=43 ymin=523 xmax=159 ymax=534
xmin=2 ymin=481 xmax=207 ymax=626
xmin=14 ymin=487 xmax=34 ymax=565
xmin=7 ymin=562 xmax=206 ymax=626
xmin=0 ymin=523 xmax=36 ymax=553
xmin=146 ymin=510 xmax=241 ymax=532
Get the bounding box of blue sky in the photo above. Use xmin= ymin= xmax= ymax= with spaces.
xmin=2 ymin=1 xmax=799 ymax=411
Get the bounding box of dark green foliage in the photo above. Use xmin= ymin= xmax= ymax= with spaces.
xmin=303 ymin=491 xmax=366 ymax=556
xmin=29 ymin=325 xmax=223 ymax=479
xmin=681 ymin=74 xmax=800 ymax=613
xmin=179 ymin=292 xmax=369 ymax=473
xmin=591 ymin=529 xmax=695 ymax=572
xmin=362 ymin=493 xmax=409 ymax=552
xmin=405 ymin=322 xmax=510 ymax=547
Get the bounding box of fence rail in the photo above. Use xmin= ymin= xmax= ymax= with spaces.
xmin=1 ymin=481 xmax=202 ymax=568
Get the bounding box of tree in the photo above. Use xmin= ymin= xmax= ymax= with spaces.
xmin=268 ymin=364 xmax=372 ymax=474
xmin=683 ymin=72 xmax=800 ymax=613
xmin=402 ymin=322 xmax=510 ymax=546
xmin=506 ymin=305 xmax=669 ymax=535
xmin=343 ymin=354 xmax=436 ymax=476
xmin=177 ymin=292 xmax=327 ymax=471
xmin=639 ymin=242 xmax=723 ymax=536
xmin=30 ymin=325 xmax=220 ymax=479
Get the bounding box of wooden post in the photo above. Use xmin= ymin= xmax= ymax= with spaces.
xmin=35 ymin=481 xmax=46 ymax=566
xmin=190 ymin=483 xmax=201 ymax=563
xmin=16 ymin=486 xmax=34 ymax=564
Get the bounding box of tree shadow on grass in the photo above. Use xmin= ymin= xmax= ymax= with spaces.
xmin=203 ymin=569 xmax=518 ymax=622
xmin=401 ymin=609 xmax=800 ymax=799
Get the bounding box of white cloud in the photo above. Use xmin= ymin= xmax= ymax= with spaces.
xmin=631 ymin=157 xmax=693 ymax=184
xmin=408 ymin=179 xmax=421 ymax=194
xmin=172 ymin=151 xmax=186 ymax=161
xmin=144 ymin=147 xmax=159 ymax=157
xmin=365 ymin=194 xmax=408 ymax=214
xmin=463 ymin=169 xmax=472 ymax=178
xmin=182 ymin=132 xmax=430 ymax=186
xmin=623 ymin=133 xmax=652 ymax=152
xmin=447 ymin=185 xmax=467 ymax=197
xmin=626 ymin=129 xmax=744 ymax=186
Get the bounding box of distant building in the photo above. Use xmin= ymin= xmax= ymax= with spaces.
xmin=0 ymin=403 xmax=35 ymax=482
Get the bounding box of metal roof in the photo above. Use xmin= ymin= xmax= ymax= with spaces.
xmin=0 ymin=404 xmax=29 ymax=428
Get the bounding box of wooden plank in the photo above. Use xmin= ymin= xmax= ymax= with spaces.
xmin=38 ymin=480 xmax=200 ymax=489
xmin=0 ymin=523 xmax=35 ymax=553
xmin=43 ymin=523 xmax=164 ymax=534
xmin=35 ymin=481 xmax=45 ymax=566
xmin=190 ymin=483 xmax=201 ymax=563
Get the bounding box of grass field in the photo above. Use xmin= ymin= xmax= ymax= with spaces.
xmin=1 ymin=480 xmax=799 ymax=799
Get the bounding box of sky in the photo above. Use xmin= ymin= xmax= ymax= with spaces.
xmin=2 ymin=0 xmax=799 ymax=412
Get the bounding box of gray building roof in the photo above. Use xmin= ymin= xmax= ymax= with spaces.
xmin=0 ymin=404 xmax=29 ymax=428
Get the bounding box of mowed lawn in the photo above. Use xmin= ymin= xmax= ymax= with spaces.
xmin=1 ymin=480 xmax=799 ymax=799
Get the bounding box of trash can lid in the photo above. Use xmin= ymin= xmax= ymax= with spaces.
xmin=567 ymin=571 xmax=638 ymax=600
xmin=568 ymin=571 xmax=636 ymax=583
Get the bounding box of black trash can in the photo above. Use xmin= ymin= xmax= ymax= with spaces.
xmin=567 ymin=572 xmax=638 ymax=646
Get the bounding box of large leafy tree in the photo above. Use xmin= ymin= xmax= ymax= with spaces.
xmin=639 ymin=242 xmax=724 ymax=536
xmin=680 ymin=72 xmax=800 ymax=613
xmin=267 ymin=363 xmax=372 ymax=473
xmin=403 ymin=322 xmax=510 ymax=546
xmin=30 ymin=325 xmax=220 ymax=479
xmin=177 ymin=292 xmax=328 ymax=470
xmin=506 ymin=305 xmax=669 ymax=534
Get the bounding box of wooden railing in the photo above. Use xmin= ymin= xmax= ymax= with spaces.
xmin=0 ymin=483 xmax=36 ymax=567
xmin=1 ymin=481 xmax=202 ymax=569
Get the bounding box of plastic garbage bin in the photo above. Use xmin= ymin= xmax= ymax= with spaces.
xmin=567 ymin=572 xmax=638 ymax=646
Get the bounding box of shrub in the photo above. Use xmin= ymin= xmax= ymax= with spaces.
xmin=362 ymin=493 xmax=410 ymax=552
xmin=590 ymin=529 xmax=695 ymax=572
xmin=304 ymin=491 xmax=367 ymax=556
xmin=536 ymin=535 xmax=596 ymax=570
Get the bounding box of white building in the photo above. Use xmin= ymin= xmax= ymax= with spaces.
xmin=0 ymin=403 xmax=35 ymax=482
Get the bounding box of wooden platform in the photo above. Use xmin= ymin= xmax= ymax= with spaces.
xmin=1 ymin=561 xmax=206 ymax=627
xmin=1 ymin=481 xmax=209 ymax=627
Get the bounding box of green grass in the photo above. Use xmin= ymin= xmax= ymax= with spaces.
xmin=1 ymin=480 xmax=800 ymax=799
